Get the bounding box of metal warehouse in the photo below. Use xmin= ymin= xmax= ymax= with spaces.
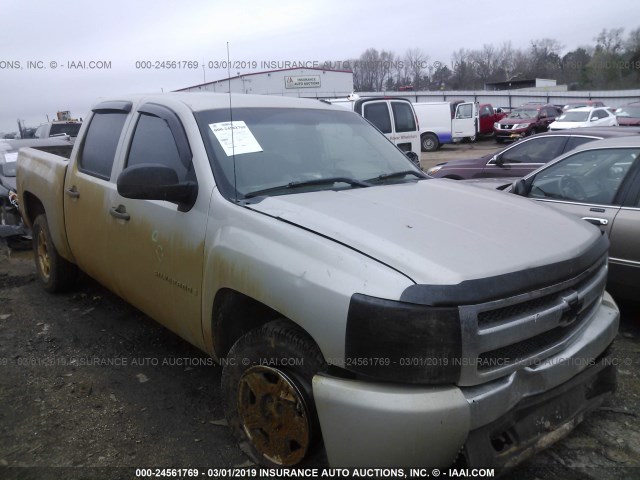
xmin=176 ymin=67 xmax=353 ymax=98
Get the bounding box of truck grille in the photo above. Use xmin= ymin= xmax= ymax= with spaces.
xmin=457 ymin=256 xmax=608 ymax=386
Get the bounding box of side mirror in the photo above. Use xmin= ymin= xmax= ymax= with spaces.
xmin=513 ymin=177 xmax=532 ymax=196
xmin=117 ymin=163 xmax=197 ymax=211
xmin=539 ymin=112 xmax=547 ymax=119
xmin=590 ymin=117 xmax=598 ymax=122
xmin=494 ymin=155 xmax=504 ymax=167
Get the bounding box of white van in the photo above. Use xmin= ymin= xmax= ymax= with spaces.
xmin=413 ymin=101 xmax=477 ymax=151
xmin=327 ymin=96 xmax=421 ymax=165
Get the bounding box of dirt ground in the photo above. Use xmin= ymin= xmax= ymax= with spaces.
xmin=1 ymin=215 xmax=639 ymax=479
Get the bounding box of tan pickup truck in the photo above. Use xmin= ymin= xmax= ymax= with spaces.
xmin=16 ymin=93 xmax=620 ymax=470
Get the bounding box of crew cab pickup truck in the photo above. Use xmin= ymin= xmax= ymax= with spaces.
xmin=17 ymin=93 xmax=619 ymax=471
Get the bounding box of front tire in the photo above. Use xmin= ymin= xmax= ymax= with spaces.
xmin=32 ymin=214 xmax=77 ymax=293
xmin=221 ymin=320 xmax=327 ymax=466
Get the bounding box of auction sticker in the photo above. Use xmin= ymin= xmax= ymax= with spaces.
xmin=209 ymin=121 xmax=263 ymax=156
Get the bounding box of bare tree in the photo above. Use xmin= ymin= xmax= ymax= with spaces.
xmin=595 ymin=28 xmax=625 ymax=54
xmin=404 ymin=48 xmax=429 ymax=89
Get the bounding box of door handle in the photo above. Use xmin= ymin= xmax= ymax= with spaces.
xmin=110 ymin=205 xmax=130 ymax=221
xmin=582 ymin=217 xmax=608 ymax=226
xmin=65 ymin=186 xmax=80 ymax=199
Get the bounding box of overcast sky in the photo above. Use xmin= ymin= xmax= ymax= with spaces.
xmin=1 ymin=0 xmax=639 ymax=133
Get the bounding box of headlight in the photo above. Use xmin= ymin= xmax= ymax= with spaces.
xmin=426 ymin=165 xmax=443 ymax=176
xmin=513 ymin=123 xmax=530 ymax=129
xmin=344 ymin=294 xmax=461 ymax=384
xmin=493 ymin=122 xmax=500 ymax=129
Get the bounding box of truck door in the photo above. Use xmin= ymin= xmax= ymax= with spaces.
xmin=452 ymin=102 xmax=477 ymax=140
xmin=64 ymin=102 xmax=133 ymax=288
xmin=107 ymin=104 xmax=208 ymax=349
xmin=361 ymin=100 xmax=420 ymax=157
xmin=362 ymin=101 xmax=393 ymax=137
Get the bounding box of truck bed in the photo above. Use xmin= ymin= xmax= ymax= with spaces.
xmin=16 ymin=146 xmax=73 ymax=260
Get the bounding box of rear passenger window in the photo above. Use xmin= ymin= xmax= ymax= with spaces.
xmin=565 ymin=136 xmax=597 ymax=152
xmin=79 ymin=112 xmax=128 ymax=179
xmin=363 ymin=103 xmax=392 ymax=134
xmin=391 ymin=102 xmax=417 ymax=133
xmin=127 ymin=114 xmax=189 ymax=181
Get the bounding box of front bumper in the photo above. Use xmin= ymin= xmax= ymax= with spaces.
xmin=313 ymin=292 xmax=619 ymax=469
xmin=494 ymin=126 xmax=529 ymax=140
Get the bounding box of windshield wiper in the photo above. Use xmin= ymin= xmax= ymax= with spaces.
xmin=244 ymin=177 xmax=371 ymax=199
xmin=367 ymin=170 xmax=427 ymax=182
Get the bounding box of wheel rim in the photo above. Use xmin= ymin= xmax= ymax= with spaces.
xmin=37 ymin=228 xmax=51 ymax=281
xmin=422 ymin=136 xmax=436 ymax=151
xmin=237 ymin=365 xmax=311 ymax=466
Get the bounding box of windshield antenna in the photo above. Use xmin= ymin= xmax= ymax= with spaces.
xmin=227 ymin=42 xmax=238 ymax=203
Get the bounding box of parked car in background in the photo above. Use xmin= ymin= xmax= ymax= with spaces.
xmin=34 ymin=119 xmax=82 ymax=141
xmin=327 ymin=95 xmax=421 ymax=165
xmin=615 ymin=103 xmax=640 ymax=126
xmin=413 ymin=100 xmax=477 ymax=151
xmin=426 ymin=127 xmax=640 ymax=179
xmin=478 ymin=103 xmax=507 ymax=136
xmin=0 ymin=138 xmax=73 ymax=249
xmin=561 ymin=100 xmax=606 ymax=111
xmin=493 ymin=103 xmax=563 ymax=142
xmin=549 ymin=107 xmax=618 ymax=130
xmin=471 ymin=136 xmax=640 ymax=300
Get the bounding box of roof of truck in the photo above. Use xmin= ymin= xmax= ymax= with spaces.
xmin=92 ymin=92 xmax=339 ymax=113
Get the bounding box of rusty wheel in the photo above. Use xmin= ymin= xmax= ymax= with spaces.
xmin=222 ymin=320 xmax=327 ymax=466
xmin=237 ymin=365 xmax=310 ymax=465
xmin=32 ymin=215 xmax=77 ymax=293
xmin=36 ymin=227 xmax=51 ymax=281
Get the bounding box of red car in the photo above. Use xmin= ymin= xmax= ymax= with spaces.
xmin=493 ymin=103 xmax=563 ymax=142
xmin=615 ymin=103 xmax=640 ymax=126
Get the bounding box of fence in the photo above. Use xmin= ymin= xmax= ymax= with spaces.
xmin=346 ymin=89 xmax=640 ymax=109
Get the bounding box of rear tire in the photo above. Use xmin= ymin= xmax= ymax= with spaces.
xmin=222 ymin=320 xmax=327 ymax=466
xmin=32 ymin=214 xmax=77 ymax=293
xmin=421 ymin=133 xmax=439 ymax=152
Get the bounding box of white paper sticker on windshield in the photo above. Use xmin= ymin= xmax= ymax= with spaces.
xmin=4 ymin=152 xmax=18 ymax=163
xmin=209 ymin=121 xmax=263 ymax=156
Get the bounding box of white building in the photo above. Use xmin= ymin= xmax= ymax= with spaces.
xmin=176 ymin=67 xmax=353 ymax=98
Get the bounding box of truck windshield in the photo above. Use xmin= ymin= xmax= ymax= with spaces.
xmin=195 ymin=107 xmax=422 ymax=200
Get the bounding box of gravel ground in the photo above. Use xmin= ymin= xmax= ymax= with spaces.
xmin=0 ymin=208 xmax=639 ymax=480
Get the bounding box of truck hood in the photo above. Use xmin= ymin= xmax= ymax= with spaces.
xmin=247 ymin=180 xmax=600 ymax=286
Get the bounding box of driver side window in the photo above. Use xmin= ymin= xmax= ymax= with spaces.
xmin=529 ymin=148 xmax=640 ymax=205
xmin=127 ymin=113 xmax=191 ymax=182
xmin=501 ymin=137 xmax=566 ymax=164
